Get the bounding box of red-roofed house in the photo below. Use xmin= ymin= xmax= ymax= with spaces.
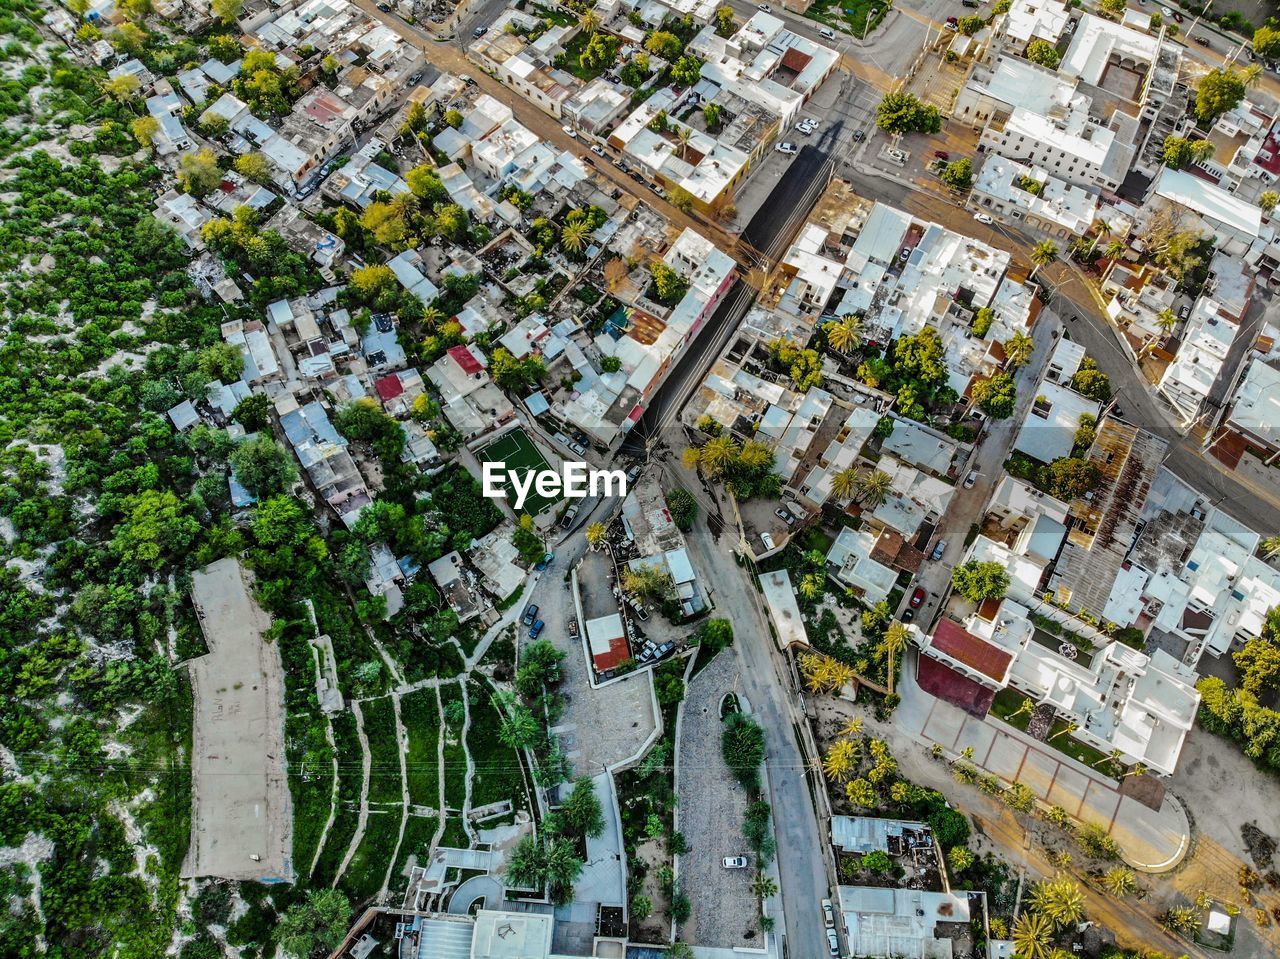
xmin=919 ymin=618 xmax=1013 ymax=688
xmin=585 ymin=613 xmax=630 ymax=673
xmin=375 ymin=374 xmax=405 ymax=402
xmin=448 ymin=343 xmax=485 ymax=377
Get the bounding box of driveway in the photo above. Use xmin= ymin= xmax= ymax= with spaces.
xmin=675 ymin=654 xmax=757 ymax=949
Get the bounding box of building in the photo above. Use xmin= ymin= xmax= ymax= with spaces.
xmin=970 ymin=155 xmax=1099 ymax=239
xmin=1157 ymin=294 xmax=1238 ymax=425
xmin=584 ymin=612 xmax=630 ymax=672
xmin=838 ymin=886 xmax=978 ymax=959
xmin=915 ymin=599 xmax=1200 ymax=774
xmin=1143 ymin=167 xmax=1264 ymax=256
xmin=1210 ymin=354 xmax=1280 ymax=465
xmin=826 ymin=526 xmax=899 ymax=607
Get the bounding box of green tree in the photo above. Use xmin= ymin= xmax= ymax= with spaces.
xmin=234 ymin=152 xmax=273 ymax=183
xmin=715 ymin=4 xmax=735 ymax=35
xmin=1070 ymin=357 xmax=1111 ymax=401
xmin=722 ymin=712 xmax=766 ymax=790
xmin=1025 ymin=39 xmax=1060 ymax=68
xmin=951 ymin=560 xmax=1010 ymax=602
xmin=230 ymin=436 xmax=297 ymax=500
xmin=112 ymin=490 xmax=202 ymax=570
xmin=130 ymin=114 xmax=160 ymax=148
xmin=671 ymin=55 xmax=702 ymax=87
xmin=1012 ymin=911 xmax=1054 ymax=959
xmin=1028 ymin=875 xmax=1086 ymax=928
xmin=1162 ymin=135 xmax=1215 ymax=170
xmin=1040 ymin=456 xmax=1100 ymax=500
xmin=1195 ymin=68 xmax=1247 ymax=125
xmin=561 ymin=776 xmax=605 ymax=837
xmin=876 ymin=90 xmax=943 ymax=135
xmin=177 ymin=148 xmax=222 ymax=195
xmin=277 ymin=889 xmax=352 ymax=959
xmin=651 ymin=262 xmax=688 ymax=303
xmin=973 ymin=372 xmax=1017 ymax=418
xmin=103 ymin=74 xmax=141 ymax=102
xmin=1234 ymin=638 xmax=1280 ymax=696
xmin=490 ymin=347 xmax=547 ymax=392
xmin=824 ymin=314 xmax=864 ymax=352
xmin=212 ymin=0 xmax=244 ymax=23
xmin=1098 ymin=0 xmax=1126 ymax=18
xmin=938 ymin=157 xmax=974 ymax=191
xmin=1261 ymin=191 xmax=1280 ymax=215
xmin=1255 ymin=25 xmax=1280 ymax=59
xmin=1029 ymin=239 xmax=1058 ymax=279
xmin=1004 ymin=330 xmax=1034 ymax=368
xmin=666 ymin=488 xmax=698 ymax=530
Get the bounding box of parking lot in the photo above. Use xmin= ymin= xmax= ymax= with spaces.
xmin=675 ymin=653 xmax=758 ymax=949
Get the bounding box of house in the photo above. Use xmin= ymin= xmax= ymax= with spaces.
xmin=826 ymin=526 xmax=898 ymax=607
xmin=426 ymin=344 xmax=516 ymax=442
xmin=1012 ymin=380 xmax=1101 ymax=465
xmin=1210 ymin=355 xmax=1280 ymax=465
xmin=970 ymin=155 xmax=1099 ymax=239
xmin=1157 ymin=295 xmax=1238 ymax=425
xmin=1143 ymin=167 xmax=1264 ymax=256
xmin=837 ymin=887 xmax=978 ymax=959
xmin=427 ymin=551 xmax=480 ymax=622
xmin=584 ymin=612 xmax=630 ymax=672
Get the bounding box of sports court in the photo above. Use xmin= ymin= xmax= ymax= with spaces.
xmin=475 ymin=427 xmax=559 ymax=515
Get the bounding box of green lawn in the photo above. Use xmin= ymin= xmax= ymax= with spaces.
xmin=991 ymin=689 xmax=1112 ymax=769
xmin=401 ymin=688 xmax=441 ymax=809
xmin=554 ymin=30 xmax=615 ymax=83
xmin=467 ymin=679 xmax=529 ymax=811
xmin=806 ymin=0 xmax=890 ymax=37
xmin=361 ymin=696 xmax=404 ymax=808
xmin=439 ymin=684 xmax=469 ymax=809
xmin=475 ymin=427 xmax=559 ymax=515
xmin=339 ymin=809 xmax=402 ymax=902
xmin=390 ymin=813 xmax=439 ymax=896
xmin=991 ymin=688 xmax=1033 ymax=731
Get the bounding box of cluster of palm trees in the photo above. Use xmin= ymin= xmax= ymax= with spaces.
xmin=800 ymin=652 xmax=856 ymax=694
xmin=682 ymin=434 xmax=771 ymax=478
xmin=1012 ymin=875 xmax=1087 ymax=959
xmin=829 ymin=466 xmax=892 ymax=508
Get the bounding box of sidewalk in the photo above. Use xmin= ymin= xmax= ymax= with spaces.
xmin=891 ymin=652 xmax=1191 ymax=872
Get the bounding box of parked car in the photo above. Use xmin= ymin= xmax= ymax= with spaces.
xmin=534 ymin=552 xmax=555 ymax=572
xmin=820 ymin=27 xmax=837 ymax=39
xmin=961 ymin=0 xmax=980 ymax=6
xmin=473 ymin=25 xmax=487 ymax=37
xmin=654 ymin=641 xmax=676 ymax=660
xmin=827 ymin=929 xmax=840 ymax=955
xmin=459 ymin=74 xmax=476 ymax=85
xmin=522 ymin=604 xmax=539 ymax=627
xmin=568 ymin=440 xmax=587 ymax=456
xmin=887 ymin=148 xmax=906 ymax=162
xmin=1160 ymin=5 xmax=1172 ymax=16
xmin=910 ymin=587 xmax=927 ymax=608
xmin=776 ymin=141 xmax=798 ymax=155
xmin=822 ymin=899 xmax=835 ymax=928
xmin=590 ymin=144 xmax=605 ymax=155
xmin=963 ymin=470 xmax=978 ymax=489
xmin=757 ymin=3 xmax=771 ymax=9
xmin=973 ymin=212 xmax=994 ymax=224
xmin=1173 ymin=11 xmax=1184 ymax=21
xmin=529 ymin=619 xmax=546 ymax=639
xmin=376 ymin=2 xmax=391 ymax=11
xmin=944 ymin=18 xmax=958 ymax=31
xmin=626 ymin=464 xmax=642 ymax=484
xmin=852 ymin=129 xmax=865 ymax=141
xmin=561 ymin=124 xmax=578 ymax=138
xmin=899 ymin=246 xmax=911 ymax=261
xmin=761 ymin=531 xmax=776 ymax=551
xmin=1178 ymin=304 xmax=1191 ymax=319
xmin=795 ymin=121 xmax=815 ymax=135
xmin=561 ymin=503 xmax=580 ymax=527
xmin=775 ymin=507 xmax=795 ymax=526
xmin=723 ymin=856 xmax=749 ymax=869
xmin=930 ymin=539 xmax=947 ymax=562
xmin=934 ymin=150 xmax=950 ymax=160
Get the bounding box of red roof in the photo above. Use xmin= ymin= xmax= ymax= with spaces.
xmin=593 ymin=636 xmax=631 ymax=672
xmin=1256 ymin=134 xmax=1280 ymax=176
xmin=917 ymin=656 xmax=996 ymax=718
xmin=448 ymin=344 xmax=484 ymax=376
xmin=929 ymin=619 xmax=1012 ymax=683
xmin=375 ymin=374 xmax=404 ymax=401
xmin=780 ymin=47 xmax=812 ymax=73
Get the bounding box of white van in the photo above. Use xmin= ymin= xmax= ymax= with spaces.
xmin=820 ymin=27 xmax=836 ymax=40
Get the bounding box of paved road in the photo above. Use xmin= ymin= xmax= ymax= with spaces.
xmin=674 ymin=472 xmax=834 ymax=959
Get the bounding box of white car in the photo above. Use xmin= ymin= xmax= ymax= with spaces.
xmin=1161 ymin=5 xmax=1172 ymax=15
xmin=776 ymin=141 xmax=798 ymax=155
xmin=723 ymin=856 xmax=749 ymax=869
xmin=590 ymin=144 xmax=605 ymax=155
xmin=963 ymin=470 xmax=978 ymax=489
xmin=562 ymin=124 xmax=578 ymax=138
xmin=887 ymin=148 xmax=906 ymax=162
xmin=827 ymin=928 xmax=840 ymax=955
xmin=820 ymin=27 xmax=837 ymax=40
xmin=973 ymin=212 xmax=994 ymax=224
xmin=757 ymin=3 xmax=771 ymax=9
xmin=795 ymin=122 xmax=814 ymax=135
xmin=822 ymin=899 xmax=835 ymax=928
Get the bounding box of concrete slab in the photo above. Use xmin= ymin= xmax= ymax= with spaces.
xmin=1078 ymin=779 xmax=1122 ymax=831
xmin=955 ymin=718 xmax=997 ymax=761
xmin=984 ymin=732 xmax=1028 ymax=782
xmin=1046 ymin=764 xmax=1091 ymax=817
xmin=921 ymin=706 xmax=960 ymax=748
xmin=1017 ymin=748 xmax=1059 ymax=798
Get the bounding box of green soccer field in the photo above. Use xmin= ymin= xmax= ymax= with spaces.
xmin=476 ymin=428 xmax=558 ymax=515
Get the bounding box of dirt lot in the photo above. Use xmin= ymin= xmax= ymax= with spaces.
xmin=183 ymin=558 xmax=292 ymax=881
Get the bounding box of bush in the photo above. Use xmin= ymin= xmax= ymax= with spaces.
xmin=721 ymin=712 xmax=765 ymax=791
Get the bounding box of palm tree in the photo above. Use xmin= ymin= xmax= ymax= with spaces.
xmin=1048 ymin=721 xmax=1078 ymax=742
xmin=560 ymin=220 xmax=591 ymax=254
xmin=855 ymin=469 xmax=892 ymax=508
xmin=1242 ymin=63 xmax=1263 ymax=88
xmin=838 ymin=717 xmax=864 ymax=739
xmin=1028 ymin=875 xmax=1086 ymax=928
xmin=824 ymin=314 xmax=864 ymax=352
xmin=1004 ymin=331 xmax=1035 ymax=369
xmin=751 ymin=872 xmax=779 ymax=898
xmin=823 ymin=738 xmax=858 ymax=781
xmin=1261 ymin=191 xmax=1279 ymax=216
xmin=421 ymin=305 xmax=445 ymax=329
xmin=1120 ymin=761 xmax=1148 ymax=779
xmin=585 ymin=522 xmax=606 ymax=549
xmin=1103 ymin=238 xmax=1127 ymax=261
xmin=1261 ymin=536 xmax=1280 ymax=559
xmin=1161 ymin=904 xmax=1200 ymax=935
xmin=1155 ymin=308 xmax=1178 ymax=336
xmin=697 ymin=435 xmax=739 ymax=477
xmin=882 ymin=621 xmax=909 ymax=695
xmin=798 ymin=571 xmax=824 ymax=601
xmin=1029 ymin=240 xmax=1059 ymax=280
xmin=675 ymin=124 xmax=694 ymax=160
xmin=1100 ymin=866 xmax=1137 ymax=898
xmin=830 ymin=466 xmax=860 ymax=502
xmin=579 ymin=9 xmax=601 ymax=34
xmin=1008 ymin=697 xmax=1035 ymax=723
xmin=1011 ymin=911 xmax=1054 ymax=959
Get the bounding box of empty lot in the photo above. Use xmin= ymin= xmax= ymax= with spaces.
xmin=183 ymin=558 xmax=292 ymax=881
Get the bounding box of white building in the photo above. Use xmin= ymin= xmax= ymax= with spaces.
xmin=970 ymin=155 xmax=1099 ymax=239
